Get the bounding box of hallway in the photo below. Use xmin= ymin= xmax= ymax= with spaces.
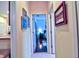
xmin=0 ymin=1 xmax=78 ymax=58
xmin=10 ymin=1 xmax=78 ymax=58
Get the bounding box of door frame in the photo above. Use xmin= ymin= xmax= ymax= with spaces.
xmin=75 ymin=1 xmax=79 ymax=57
xmin=10 ymin=1 xmax=17 ymax=58
xmin=30 ymin=13 xmax=55 ymax=58
xmin=31 ymin=13 xmax=49 ymax=54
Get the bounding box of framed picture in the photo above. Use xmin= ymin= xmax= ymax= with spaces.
xmin=54 ymin=1 xmax=67 ymax=26
xmin=21 ymin=8 xmax=27 ymax=30
xmin=21 ymin=8 xmax=30 ymax=29
xmin=21 ymin=16 xmax=27 ymax=30
xmin=22 ymin=8 xmax=27 ymax=16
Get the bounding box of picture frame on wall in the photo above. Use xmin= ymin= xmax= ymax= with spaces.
xmin=21 ymin=16 xmax=27 ymax=30
xmin=21 ymin=8 xmax=30 ymax=30
xmin=21 ymin=8 xmax=27 ymax=30
xmin=54 ymin=1 xmax=67 ymax=26
xmin=22 ymin=8 xmax=27 ymax=16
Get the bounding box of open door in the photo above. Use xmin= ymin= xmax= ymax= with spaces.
xmin=32 ymin=14 xmax=48 ymax=53
xmin=31 ymin=14 xmax=55 ymax=58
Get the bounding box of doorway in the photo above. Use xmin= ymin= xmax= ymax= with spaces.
xmin=31 ymin=13 xmax=55 ymax=58
xmin=32 ymin=14 xmax=48 ymax=53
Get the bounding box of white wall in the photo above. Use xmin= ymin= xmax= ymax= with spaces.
xmin=11 ymin=1 xmax=30 ymax=58
xmin=22 ymin=2 xmax=31 ymax=58
xmin=53 ymin=1 xmax=78 ymax=58
xmin=0 ymin=1 xmax=8 ymax=17
xmin=0 ymin=1 xmax=10 ymax=49
xmin=0 ymin=1 xmax=9 ymax=37
xmin=10 ymin=1 xmax=17 ymax=57
xmin=15 ymin=1 xmax=31 ymax=58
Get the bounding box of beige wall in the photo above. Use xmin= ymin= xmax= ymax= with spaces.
xmin=29 ymin=1 xmax=48 ymax=14
xmin=53 ymin=1 xmax=78 ymax=58
xmin=16 ymin=1 xmax=29 ymax=57
xmin=48 ymin=1 xmax=53 ymax=13
xmin=13 ymin=1 xmax=49 ymax=58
